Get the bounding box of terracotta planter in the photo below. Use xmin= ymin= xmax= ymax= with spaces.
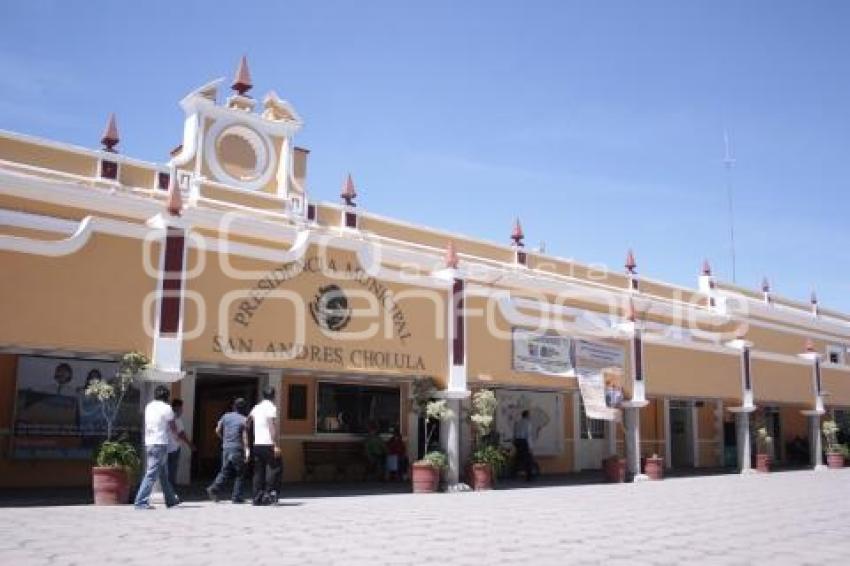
xmin=644 ymin=456 xmax=663 ymax=481
xmin=826 ymin=452 xmax=845 ymax=469
xmin=470 ymin=463 xmax=493 ymax=491
xmin=756 ymin=453 xmax=771 ymax=473
xmin=411 ymin=462 xmax=441 ymax=493
xmin=92 ymin=466 xmax=131 ymax=505
xmin=603 ymin=456 xmax=626 ymax=483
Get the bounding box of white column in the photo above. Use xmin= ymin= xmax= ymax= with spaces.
xmin=810 ymin=414 xmax=826 ymax=471
xmin=736 ymin=411 xmax=754 ymax=474
xmin=663 ymin=398 xmax=672 ymax=469
xmin=440 ymin=398 xmax=463 ymax=487
xmin=572 ymin=391 xmax=582 ymax=472
xmin=625 ymin=405 xmax=648 ymax=481
xmin=177 ymin=370 xmax=196 ymax=486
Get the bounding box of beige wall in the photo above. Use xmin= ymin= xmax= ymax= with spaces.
xmin=180 ymin=244 xmax=448 ymax=383
xmin=0 ymin=233 xmax=158 ymax=355
xmin=644 ymin=344 xmax=741 ymax=400
xmin=752 ymin=359 xmax=814 ymax=406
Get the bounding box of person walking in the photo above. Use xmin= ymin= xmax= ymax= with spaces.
xmin=166 ymin=398 xmax=195 ymax=491
xmin=513 ymin=409 xmax=535 ymax=481
xmin=206 ymin=397 xmax=248 ymax=503
xmin=247 ymin=386 xmax=278 ymax=505
xmin=134 ymin=385 xmax=179 ymax=509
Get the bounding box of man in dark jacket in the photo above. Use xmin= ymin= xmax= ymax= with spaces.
xmin=206 ymin=397 xmax=247 ymax=503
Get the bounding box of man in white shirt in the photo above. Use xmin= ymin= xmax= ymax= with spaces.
xmin=513 ymin=409 xmax=535 ymax=481
xmin=134 ymin=385 xmax=180 ymax=509
xmin=247 ymin=386 xmax=278 ymax=505
xmin=166 ymin=398 xmax=195 ymax=491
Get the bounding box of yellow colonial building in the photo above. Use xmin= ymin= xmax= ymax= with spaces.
xmin=2 ymin=59 xmax=849 ymax=489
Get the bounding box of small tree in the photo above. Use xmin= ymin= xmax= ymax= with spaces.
xmin=823 ymin=420 xmax=841 ymax=454
xmin=469 ymin=389 xmax=497 ymax=440
xmin=411 ymin=378 xmax=453 ymax=469
xmin=85 ymin=351 xmax=149 ymax=441
xmin=469 ymin=389 xmax=506 ymax=473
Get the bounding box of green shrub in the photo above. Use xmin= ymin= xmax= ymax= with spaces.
xmin=472 ymin=444 xmax=507 ymax=474
xmin=96 ymin=440 xmax=140 ymax=474
xmin=421 ymin=451 xmax=448 ymax=470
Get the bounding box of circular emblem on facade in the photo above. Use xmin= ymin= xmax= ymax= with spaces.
xmin=309 ymin=285 xmax=352 ymax=332
xmin=204 ymin=119 xmax=276 ymax=190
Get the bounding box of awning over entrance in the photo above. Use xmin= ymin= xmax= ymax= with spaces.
xmin=644 ymin=343 xmax=740 ymax=400
xmin=751 ymin=357 xmax=812 ymax=405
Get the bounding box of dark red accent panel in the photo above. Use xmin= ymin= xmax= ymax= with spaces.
xmin=815 ymin=359 xmax=822 ymax=395
xmin=452 ymin=279 xmax=465 ymax=365
xmin=633 ymin=333 xmax=643 ymax=381
xmin=516 ymin=251 xmax=527 ymax=266
xmin=157 ymin=172 xmax=170 ymax=191
xmin=742 ymin=348 xmax=752 ymax=391
xmin=159 ymin=228 xmax=185 ymax=335
xmin=100 ymin=160 xmax=118 ymax=180
xmin=345 ymin=211 xmax=357 ymax=229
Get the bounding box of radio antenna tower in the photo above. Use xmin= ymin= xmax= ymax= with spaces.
xmin=723 ymin=129 xmax=737 ymax=284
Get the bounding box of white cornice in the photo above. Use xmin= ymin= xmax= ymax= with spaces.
xmin=2 ymin=164 xmax=848 ymax=344
xmin=0 ymin=129 xmax=168 ymax=172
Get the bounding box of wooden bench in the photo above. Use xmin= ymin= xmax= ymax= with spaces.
xmin=302 ymin=440 xmax=367 ymax=481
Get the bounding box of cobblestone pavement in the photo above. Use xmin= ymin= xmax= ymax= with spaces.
xmin=1 ymin=470 xmax=849 ymax=566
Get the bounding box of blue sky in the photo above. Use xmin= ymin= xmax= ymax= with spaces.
xmin=1 ymin=1 xmax=848 ymax=311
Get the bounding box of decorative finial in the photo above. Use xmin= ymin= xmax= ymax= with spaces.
xmin=100 ymin=113 xmax=119 ymax=152
xmin=445 ymin=241 xmax=459 ymax=269
xmin=701 ymin=259 xmax=712 ymax=276
xmin=761 ymin=277 xmax=771 ymax=293
xmin=341 ymin=173 xmax=357 ymax=206
xmin=625 ymin=249 xmax=637 ymax=274
xmin=511 ymin=218 xmax=524 ymax=247
xmin=810 ymin=290 xmax=818 ymax=305
xmin=166 ymin=171 xmax=183 ymax=217
xmin=232 ymin=55 xmax=253 ymax=96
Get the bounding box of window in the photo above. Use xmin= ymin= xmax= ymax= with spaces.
xmin=827 ymin=345 xmax=844 ymax=365
xmin=316 ymin=383 xmax=401 ymax=435
xmin=287 ymin=384 xmax=307 ymax=420
xmin=579 ymin=398 xmax=606 ymax=440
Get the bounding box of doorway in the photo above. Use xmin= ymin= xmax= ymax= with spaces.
xmin=669 ymin=400 xmax=694 ymax=468
xmin=192 ymin=374 xmax=259 ymax=480
xmin=578 ymin=398 xmax=607 ymax=470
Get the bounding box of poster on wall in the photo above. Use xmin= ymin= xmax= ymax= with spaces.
xmin=574 ymin=340 xmax=625 ymax=421
xmin=494 ymin=388 xmax=563 ymax=456
xmin=512 ymin=328 xmax=573 ymax=376
xmin=13 ymin=356 xmax=141 ymax=459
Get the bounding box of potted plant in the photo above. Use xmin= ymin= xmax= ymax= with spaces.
xmin=603 ymin=454 xmax=626 ymax=483
xmin=85 ymin=351 xmax=148 ymax=504
xmin=644 ymin=453 xmax=663 ymax=480
xmin=468 ymin=389 xmax=503 ymax=490
xmin=410 ymin=378 xmax=454 ymax=493
xmin=756 ymin=426 xmax=772 ymax=473
xmin=822 ymin=420 xmax=846 ymax=469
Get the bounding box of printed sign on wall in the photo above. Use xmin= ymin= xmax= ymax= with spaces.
xmin=575 ymin=340 xmax=625 ymax=421
xmin=13 ymin=356 xmax=140 ymax=459
xmin=512 ymin=328 xmax=573 ymax=376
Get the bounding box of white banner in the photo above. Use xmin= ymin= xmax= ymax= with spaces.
xmin=575 ymin=340 xmax=625 ymax=421
xmin=512 ymin=328 xmax=573 ymax=376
